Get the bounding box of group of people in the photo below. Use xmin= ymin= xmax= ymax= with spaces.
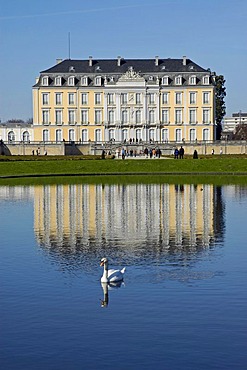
xmin=174 ymin=146 xmax=184 ymax=159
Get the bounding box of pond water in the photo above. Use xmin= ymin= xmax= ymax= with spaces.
xmin=0 ymin=183 xmax=247 ymax=370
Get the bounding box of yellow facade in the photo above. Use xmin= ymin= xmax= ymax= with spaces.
xmin=32 ymin=57 xmax=216 ymax=144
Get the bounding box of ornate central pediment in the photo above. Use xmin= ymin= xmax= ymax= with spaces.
xmin=117 ymin=67 xmax=145 ymax=87
xmin=118 ymin=67 xmax=144 ymax=82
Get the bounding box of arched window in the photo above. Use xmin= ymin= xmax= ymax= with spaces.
xmin=56 ymin=129 xmax=62 ymax=142
xmin=69 ymin=129 xmax=75 ymax=142
xmin=162 ymin=129 xmax=169 ymax=142
xmin=136 ymin=129 xmax=142 ymax=141
xmin=190 ymin=129 xmax=196 ymax=142
xmin=95 ymin=129 xmax=102 ymax=142
xmin=176 ymin=128 xmax=182 ymax=142
xmin=108 ymin=110 xmax=115 ymax=124
xmin=109 ymin=129 xmax=115 ymax=141
xmin=8 ymin=131 xmax=15 ymax=143
xmin=22 ymin=131 xmax=30 ymax=142
xmin=81 ymin=129 xmax=88 ymax=142
xmin=43 ymin=129 xmax=49 ymax=142
xmin=203 ymin=129 xmax=210 ymax=141
xmin=122 ymin=129 xmax=128 ymax=141
xmin=149 ymin=129 xmax=155 ymax=141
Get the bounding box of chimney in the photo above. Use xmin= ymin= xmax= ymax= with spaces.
xmin=56 ymin=58 xmax=63 ymax=64
xmin=182 ymin=56 xmax=187 ymax=66
xmin=89 ymin=56 xmax=93 ymax=67
xmin=155 ymin=56 xmax=159 ymax=66
xmin=117 ymin=56 xmax=121 ymax=67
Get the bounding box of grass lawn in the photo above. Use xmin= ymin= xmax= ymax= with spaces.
xmin=0 ymin=155 xmax=247 ymax=185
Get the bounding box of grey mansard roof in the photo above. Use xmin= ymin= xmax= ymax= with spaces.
xmin=40 ymin=57 xmax=210 ymax=75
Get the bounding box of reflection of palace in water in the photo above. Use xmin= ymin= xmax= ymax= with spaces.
xmin=33 ymin=183 xmax=225 ymax=250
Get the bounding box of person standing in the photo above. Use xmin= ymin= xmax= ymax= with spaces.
xmin=179 ymin=146 xmax=184 ymax=159
xmin=174 ymin=147 xmax=179 ymax=159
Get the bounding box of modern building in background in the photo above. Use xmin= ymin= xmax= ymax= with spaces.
xmin=32 ymin=56 xmax=216 ymax=144
xmin=221 ymin=112 xmax=247 ymax=140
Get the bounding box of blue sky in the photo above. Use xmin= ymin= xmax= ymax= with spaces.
xmin=0 ymin=0 xmax=247 ymax=121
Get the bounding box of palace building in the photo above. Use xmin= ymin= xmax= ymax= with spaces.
xmin=32 ymin=56 xmax=216 ymax=144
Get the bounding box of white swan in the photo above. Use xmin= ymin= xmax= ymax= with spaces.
xmin=100 ymin=257 xmax=126 ymax=283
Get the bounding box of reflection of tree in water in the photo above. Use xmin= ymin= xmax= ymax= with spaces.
xmin=35 ymin=183 xmax=225 ymax=273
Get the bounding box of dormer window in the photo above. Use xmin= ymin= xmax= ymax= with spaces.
xmin=81 ymin=76 xmax=88 ymax=86
xmin=69 ymin=66 xmax=75 ymax=72
xmin=42 ymin=76 xmax=49 ymax=86
xmin=203 ymin=75 xmax=210 ymax=85
xmin=162 ymin=76 xmax=169 ymax=85
xmin=189 ymin=75 xmax=197 ymax=85
xmin=149 ymin=76 xmax=154 ymax=81
xmin=55 ymin=76 xmax=62 ymax=86
xmin=175 ymin=76 xmax=182 ymax=85
xmin=68 ymin=76 xmax=75 ymax=86
xmin=95 ymin=76 xmax=102 ymax=86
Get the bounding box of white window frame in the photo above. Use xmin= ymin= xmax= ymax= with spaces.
xmin=162 ymin=109 xmax=169 ymax=124
xmin=81 ymin=76 xmax=88 ymax=86
xmin=55 ymin=93 xmax=62 ymax=105
xmin=136 ymin=110 xmax=141 ymax=124
xmin=203 ymin=109 xmax=210 ymax=124
xmin=121 ymin=93 xmax=128 ymax=104
xmin=68 ymin=110 xmax=76 ymax=124
xmin=95 ymin=129 xmax=102 ymax=142
xmin=203 ymin=92 xmax=210 ymax=104
xmin=189 ymin=109 xmax=197 ymax=124
xmin=42 ymin=76 xmax=49 ymax=86
xmin=42 ymin=93 xmax=49 ymax=105
xmin=136 ymin=93 xmax=141 ymax=104
xmin=175 ymin=76 xmax=182 ymax=85
xmin=95 ymin=76 xmax=101 ymax=86
xmin=108 ymin=110 xmax=115 ymax=124
xmin=43 ymin=129 xmax=49 ymax=142
xmin=189 ymin=92 xmax=196 ymax=104
xmin=108 ymin=93 xmax=114 ymax=105
xmin=162 ymin=128 xmax=169 ymax=142
xmin=55 ymin=110 xmax=63 ymax=125
xmin=189 ymin=75 xmax=197 ymax=85
xmin=176 ymin=128 xmax=182 ymax=142
xmin=81 ymin=110 xmax=88 ymax=124
xmin=81 ymin=129 xmax=88 ymax=142
xmin=69 ymin=129 xmax=75 ymax=142
xmin=55 ymin=76 xmax=62 ymax=86
xmin=42 ymin=110 xmax=49 ymax=124
xmin=175 ymin=92 xmax=182 ymax=105
xmin=95 ymin=93 xmax=101 ymax=105
xmin=95 ymin=110 xmax=102 ymax=124
xmin=149 ymin=93 xmax=155 ymax=104
xmin=203 ymin=75 xmax=210 ymax=85
xmin=162 ymin=76 xmax=169 ymax=85
xmin=122 ymin=110 xmax=128 ymax=124
xmin=190 ymin=128 xmax=196 ymax=142
xmin=68 ymin=93 xmax=75 ymax=105
xmin=56 ymin=129 xmax=62 ymax=142
xmin=175 ymin=109 xmax=182 ymax=124
xmin=162 ymin=92 xmax=169 ymax=104
xmin=68 ymin=76 xmax=75 ymax=86
xmin=81 ymin=93 xmax=88 ymax=105
xmin=203 ymin=128 xmax=210 ymax=141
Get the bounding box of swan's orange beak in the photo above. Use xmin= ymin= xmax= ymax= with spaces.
xmin=100 ymin=261 xmax=104 ymax=266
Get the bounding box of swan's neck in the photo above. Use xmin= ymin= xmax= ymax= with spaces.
xmin=102 ymin=262 xmax=108 ymax=282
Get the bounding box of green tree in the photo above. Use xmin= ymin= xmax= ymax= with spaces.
xmin=215 ymin=75 xmax=226 ymax=140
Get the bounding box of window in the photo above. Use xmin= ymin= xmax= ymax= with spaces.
xmin=122 ymin=129 xmax=128 ymax=141
xmin=162 ymin=129 xmax=169 ymax=142
xmin=42 ymin=110 xmax=49 ymax=124
xmin=136 ymin=93 xmax=141 ymax=104
xmin=95 ymin=110 xmax=102 ymax=124
xmin=149 ymin=110 xmax=155 ymax=124
xmin=68 ymin=93 xmax=75 ymax=105
xmin=68 ymin=76 xmax=74 ymax=86
xmin=68 ymin=110 xmax=76 ymax=124
xmin=81 ymin=110 xmax=88 ymax=124
xmin=69 ymin=129 xmax=75 ymax=142
xmin=162 ymin=93 xmax=169 ymax=104
xmin=95 ymin=76 xmax=101 ymax=86
xmin=190 ymin=129 xmax=196 ymax=142
xmin=136 ymin=110 xmax=141 ymax=124
xmin=189 ymin=76 xmax=197 ymax=85
xmin=95 ymin=129 xmax=102 ymax=142
xmin=81 ymin=129 xmax=88 ymax=142
xmin=162 ymin=76 xmax=169 ymax=85
xmin=162 ymin=110 xmax=169 ymax=124
xmin=122 ymin=110 xmax=128 ymax=124
xmin=109 ymin=129 xmax=115 ymax=141
xmin=42 ymin=93 xmax=49 ymax=105
xmin=55 ymin=93 xmax=62 ymax=105
xmin=203 ymin=109 xmax=210 ymax=123
xmin=203 ymin=128 xmax=210 ymax=141
xmin=149 ymin=129 xmax=155 ymax=141
xmin=175 ymin=76 xmax=182 ymax=85
xmin=56 ymin=129 xmax=62 ymax=142
xmin=136 ymin=129 xmax=142 ymax=141
xmin=108 ymin=93 xmax=114 ymax=104
xmin=81 ymin=93 xmax=88 ymax=105
xmin=55 ymin=77 xmax=61 ymax=86
xmin=95 ymin=93 xmax=101 ymax=105
xmin=22 ymin=131 xmax=30 ymax=142
xmin=175 ymin=109 xmax=182 ymax=124
xmin=108 ymin=110 xmax=115 ymax=124
xmin=203 ymin=75 xmax=210 ymax=85
xmin=176 ymin=128 xmax=182 ymax=142
xmin=175 ymin=92 xmax=182 ymax=104
xmin=189 ymin=109 xmax=196 ymax=124
xmin=81 ymin=76 xmax=88 ymax=86
xmin=189 ymin=92 xmax=196 ymax=104
xmin=43 ymin=129 xmax=49 ymax=142
xmin=55 ymin=110 xmax=62 ymax=125
xmin=203 ymin=92 xmax=210 ymax=104
xmin=42 ymin=76 xmax=48 ymax=86
xmin=149 ymin=93 xmax=155 ymax=104
xmin=8 ymin=131 xmax=15 ymax=143
xmin=121 ymin=93 xmax=128 ymax=104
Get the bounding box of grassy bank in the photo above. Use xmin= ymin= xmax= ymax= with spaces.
xmin=0 ymin=155 xmax=247 ymax=183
